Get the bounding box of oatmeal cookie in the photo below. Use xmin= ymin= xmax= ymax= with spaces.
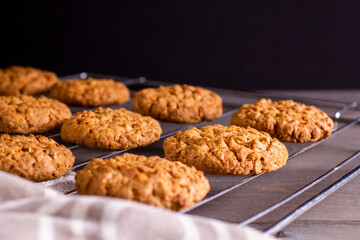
xmin=230 ymin=99 xmax=334 ymax=143
xmin=0 ymin=66 xmax=59 ymax=96
xmin=0 ymin=95 xmax=72 ymax=134
xmin=49 ymin=78 xmax=130 ymax=107
xmin=163 ymin=124 xmax=288 ymax=175
xmin=132 ymin=84 xmax=223 ymax=123
xmin=61 ymin=107 xmax=162 ymax=149
xmin=76 ymin=153 xmax=210 ymax=211
xmin=0 ymin=134 xmax=75 ymax=182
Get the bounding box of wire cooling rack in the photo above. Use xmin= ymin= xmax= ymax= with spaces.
xmin=41 ymin=73 xmax=360 ymax=236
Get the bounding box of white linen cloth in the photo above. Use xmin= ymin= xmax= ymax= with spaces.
xmin=0 ymin=171 xmax=275 ymax=240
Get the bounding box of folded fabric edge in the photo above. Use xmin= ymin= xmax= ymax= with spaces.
xmin=0 ymin=171 xmax=275 ymax=240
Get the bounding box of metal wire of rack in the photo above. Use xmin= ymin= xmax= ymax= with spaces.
xmin=41 ymin=73 xmax=360 ymax=236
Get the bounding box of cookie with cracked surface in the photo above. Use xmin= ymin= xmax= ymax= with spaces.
xmin=76 ymin=153 xmax=210 ymax=211
xmin=0 ymin=134 xmax=75 ymax=182
xmin=61 ymin=107 xmax=162 ymax=149
xmin=163 ymin=124 xmax=288 ymax=175
xmin=0 ymin=66 xmax=59 ymax=96
xmin=132 ymin=84 xmax=223 ymax=123
xmin=0 ymin=95 xmax=72 ymax=134
xmin=230 ymin=98 xmax=334 ymax=143
xmin=49 ymin=78 xmax=130 ymax=107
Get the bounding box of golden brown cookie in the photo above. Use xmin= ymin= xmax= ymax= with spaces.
xmin=163 ymin=124 xmax=288 ymax=175
xmin=61 ymin=107 xmax=162 ymax=149
xmin=0 ymin=95 xmax=72 ymax=134
xmin=49 ymin=78 xmax=130 ymax=107
xmin=0 ymin=134 xmax=75 ymax=182
xmin=0 ymin=66 xmax=59 ymax=96
xmin=76 ymin=153 xmax=210 ymax=211
xmin=132 ymin=84 xmax=223 ymax=123
xmin=230 ymin=99 xmax=334 ymax=143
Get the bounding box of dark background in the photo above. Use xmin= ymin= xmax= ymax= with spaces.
xmin=1 ymin=1 xmax=360 ymax=90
